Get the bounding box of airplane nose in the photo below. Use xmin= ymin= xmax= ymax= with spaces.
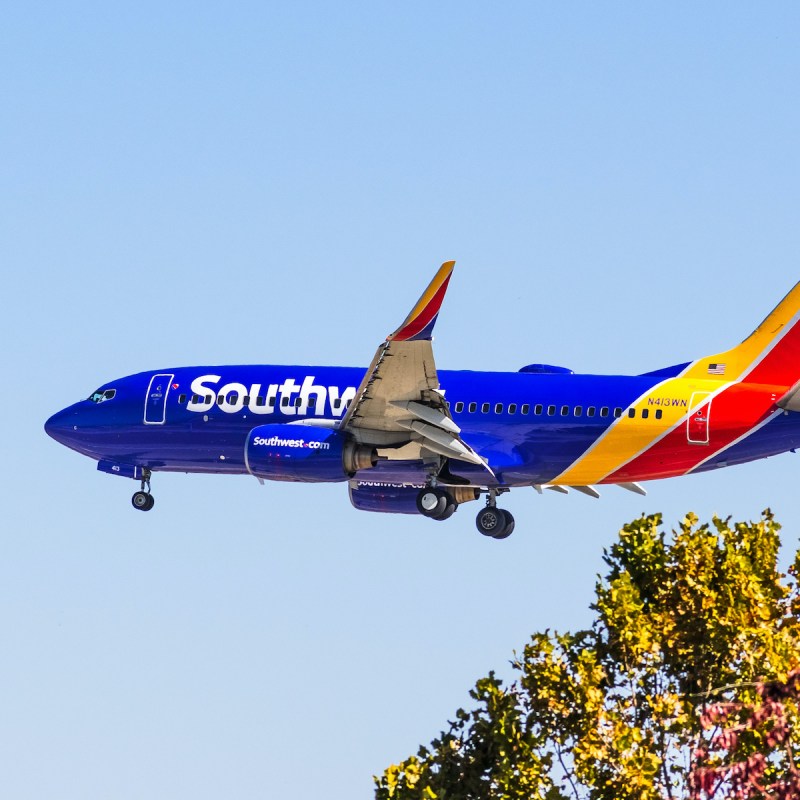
xmin=44 ymin=407 xmax=79 ymax=446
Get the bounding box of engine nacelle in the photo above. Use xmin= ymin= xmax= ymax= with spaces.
xmin=349 ymin=481 xmax=426 ymax=514
xmin=245 ymin=424 xmax=376 ymax=483
xmin=349 ymin=481 xmax=479 ymax=514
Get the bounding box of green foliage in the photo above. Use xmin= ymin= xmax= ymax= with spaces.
xmin=377 ymin=671 xmax=559 ymax=800
xmin=374 ymin=511 xmax=800 ymax=799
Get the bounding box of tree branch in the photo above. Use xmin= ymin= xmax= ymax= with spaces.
xmin=689 ymin=681 xmax=759 ymax=700
xmin=555 ymin=741 xmax=580 ymax=800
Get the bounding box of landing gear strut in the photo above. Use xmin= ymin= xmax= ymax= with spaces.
xmin=131 ymin=469 xmax=155 ymax=511
xmin=475 ymin=490 xmax=514 ymax=539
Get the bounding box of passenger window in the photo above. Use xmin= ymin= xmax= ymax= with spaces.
xmin=574 ymin=406 xmax=582 ymax=417
xmin=614 ymin=407 xmax=622 ymax=418
xmin=281 ymin=397 xmax=289 ymax=407
xmin=655 ymin=409 xmax=663 ymax=420
xmin=469 ymin=402 xmax=477 ymax=413
xmin=508 ymin=403 xmax=517 ymax=414
xmin=178 ymin=394 xmax=186 ymax=404
xmin=534 ymin=404 xmax=543 ymax=415
xmin=547 ymin=405 xmax=556 ymax=416
xmin=243 ymin=396 xmax=250 ymax=407
xmin=642 ymin=408 xmax=649 ymax=419
xmin=455 ymin=401 xmax=464 ymax=413
xmin=521 ymin=404 xmax=530 ymax=415
xmin=481 ymin=402 xmax=490 ymax=413
xmin=295 ymin=397 xmax=302 ymax=407
xmin=495 ymin=403 xmax=503 ymax=414
xmin=256 ymin=396 xmax=265 ymax=406
xmin=191 ymin=394 xmax=199 ymax=403
xmin=217 ymin=395 xmax=224 ymax=406
xmin=600 ymin=407 xmax=609 ymax=417
xmin=587 ymin=406 xmax=596 ymax=417
xmin=205 ymin=394 xmax=213 ymax=404
xmin=561 ymin=405 xmax=569 ymax=416
xmin=628 ymin=408 xmax=636 ymax=418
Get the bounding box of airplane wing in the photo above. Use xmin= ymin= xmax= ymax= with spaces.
xmin=339 ymin=261 xmax=489 ymax=469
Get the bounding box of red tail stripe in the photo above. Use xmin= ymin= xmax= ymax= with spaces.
xmin=602 ymin=384 xmax=777 ymax=483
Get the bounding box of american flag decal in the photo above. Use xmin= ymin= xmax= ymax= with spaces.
xmin=707 ymin=363 xmax=726 ymax=375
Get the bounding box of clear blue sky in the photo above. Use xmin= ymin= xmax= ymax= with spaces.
xmin=3 ymin=3 xmax=800 ymax=797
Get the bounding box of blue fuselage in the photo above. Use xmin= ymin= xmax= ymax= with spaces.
xmin=44 ymin=364 xmax=800 ymax=487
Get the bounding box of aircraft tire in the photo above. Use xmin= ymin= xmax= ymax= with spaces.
xmin=435 ymin=500 xmax=457 ymax=521
xmin=416 ymin=488 xmax=447 ymax=518
xmin=493 ymin=510 xmax=515 ymax=539
xmin=476 ymin=506 xmax=507 ymax=538
xmin=132 ymin=491 xmax=153 ymax=511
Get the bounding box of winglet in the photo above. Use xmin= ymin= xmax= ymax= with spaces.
xmin=387 ymin=261 xmax=455 ymax=342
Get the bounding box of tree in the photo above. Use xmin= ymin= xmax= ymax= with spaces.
xmin=690 ymin=669 xmax=800 ymax=799
xmin=375 ymin=511 xmax=800 ymax=799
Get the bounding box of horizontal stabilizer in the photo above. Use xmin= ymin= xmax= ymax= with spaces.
xmin=778 ymin=382 xmax=800 ymax=412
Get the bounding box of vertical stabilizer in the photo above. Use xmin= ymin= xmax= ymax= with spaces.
xmin=682 ymin=280 xmax=800 ymax=387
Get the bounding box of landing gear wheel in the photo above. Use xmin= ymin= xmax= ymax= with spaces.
xmin=417 ymin=488 xmax=458 ymax=520
xmin=435 ymin=500 xmax=457 ymax=521
xmin=492 ymin=510 xmax=515 ymax=539
xmin=476 ymin=506 xmax=507 ymax=538
xmin=417 ymin=488 xmax=447 ymax=518
xmin=132 ymin=468 xmax=155 ymax=512
xmin=132 ymin=491 xmax=154 ymax=511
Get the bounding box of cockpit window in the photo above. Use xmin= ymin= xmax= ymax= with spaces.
xmin=88 ymin=388 xmax=116 ymax=403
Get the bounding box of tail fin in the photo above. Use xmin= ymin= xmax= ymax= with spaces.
xmin=683 ymin=280 xmax=800 ymax=387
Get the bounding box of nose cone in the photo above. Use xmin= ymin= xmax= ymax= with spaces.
xmin=45 ymin=406 xmax=81 ymax=449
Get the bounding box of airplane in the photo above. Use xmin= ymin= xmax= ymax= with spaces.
xmin=45 ymin=262 xmax=800 ymax=539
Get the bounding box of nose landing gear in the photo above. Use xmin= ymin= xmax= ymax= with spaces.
xmin=131 ymin=469 xmax=155 ymax=511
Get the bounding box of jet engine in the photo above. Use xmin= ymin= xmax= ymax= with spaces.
xmin=348 ymin=482 xmax=425 ymax=514
xmin=349 ymin=481 xmax=479 ymax=514
xmin=245 ymin=424 xmax=377 ymax=482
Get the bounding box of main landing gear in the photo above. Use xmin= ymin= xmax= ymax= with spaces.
xmin=131 ymin=468 xmax=155 ymax=512
xmin=475 ymin=506 xmax=514 ymax=539
xmin=415 ymin=485 xmax=515 ymax=538
xmin=416 ymin=487 xmax=458 ymax=521
xmin=475 ymin=490 xmax=514 ymax=539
